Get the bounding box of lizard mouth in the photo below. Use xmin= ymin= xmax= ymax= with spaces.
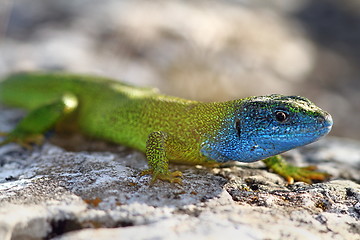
xmin=293 ymin=125 xmax=332 ymax=138
xmin=259 ymin=125 xmax=332 ymax=140
xmin=315 ymin=125 xmax=332 ymax=134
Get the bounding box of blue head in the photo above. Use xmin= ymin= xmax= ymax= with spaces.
xmin=201 ymin=94 xmax=333 ymax=163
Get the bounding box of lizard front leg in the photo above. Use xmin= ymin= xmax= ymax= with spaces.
xmin=263 ymin=155 xmax=331 ymax=184
xmin=0 ymin=93 xmax=78 ymax=148
xmin=141 ymin=131 xmax=183 ymax=185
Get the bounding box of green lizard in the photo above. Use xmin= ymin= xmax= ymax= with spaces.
xmin=0 ymin=72 xmax=333 ymax=184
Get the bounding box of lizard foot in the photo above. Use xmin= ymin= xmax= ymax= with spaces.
xmin=263 ymin=155 xmax=331 ymax=184
xmin=0 ymin=132 xmax=44 ymax=149
xmin=281 ymin=165 xmax=331 ymax=184
xmin=140 ymin=169 xmax=183 ymax=185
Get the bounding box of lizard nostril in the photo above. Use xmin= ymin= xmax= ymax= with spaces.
xmin=317 ymin=115 xmax=325 ymax=123
xmin=318 ymin=113 xmax=333 ymax=127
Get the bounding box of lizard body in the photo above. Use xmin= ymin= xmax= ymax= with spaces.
xmin=0 ymin=72 xmax=333 ymax=184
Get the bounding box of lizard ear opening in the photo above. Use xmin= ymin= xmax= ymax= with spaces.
xmin=234 ymin=119 xmax=241 ymax=138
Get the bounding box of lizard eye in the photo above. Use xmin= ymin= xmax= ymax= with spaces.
xmin=275 ymin=111 xmax=288 ymax=123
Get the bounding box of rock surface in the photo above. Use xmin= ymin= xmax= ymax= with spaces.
xmin=0 ymin=107 xmax=359 ymax=240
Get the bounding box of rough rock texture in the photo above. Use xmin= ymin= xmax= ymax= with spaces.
xmin=0 ymin=107 xmax=359 ymax=240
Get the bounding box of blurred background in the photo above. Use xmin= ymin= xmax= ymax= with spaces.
xmin=0 ymin=0 xmax=359 ymax=140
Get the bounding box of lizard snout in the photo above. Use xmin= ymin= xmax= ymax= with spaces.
xmin=317 ymin=112 xmax=333 ymax=128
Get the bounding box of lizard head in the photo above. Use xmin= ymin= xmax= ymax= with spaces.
xmin=235 ymin=94 xmax=333 ymax=162
xmin=201 ymin=94 xmax=333 ymax=163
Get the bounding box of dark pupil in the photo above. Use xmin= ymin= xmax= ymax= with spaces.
xmin=275 ymin=111 xmax=288 ymax=122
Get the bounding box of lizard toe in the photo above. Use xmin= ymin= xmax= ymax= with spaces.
xmin=286 ymin=167 xmax=331 ymax=184
xmin=171 ymin=171 xmax=183 ymax=177
xmin=141 ymin=168 xmax=183 ymax=185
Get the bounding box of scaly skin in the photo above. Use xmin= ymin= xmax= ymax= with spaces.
xmin=0 ymin=72 xmax=333 ymax=184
